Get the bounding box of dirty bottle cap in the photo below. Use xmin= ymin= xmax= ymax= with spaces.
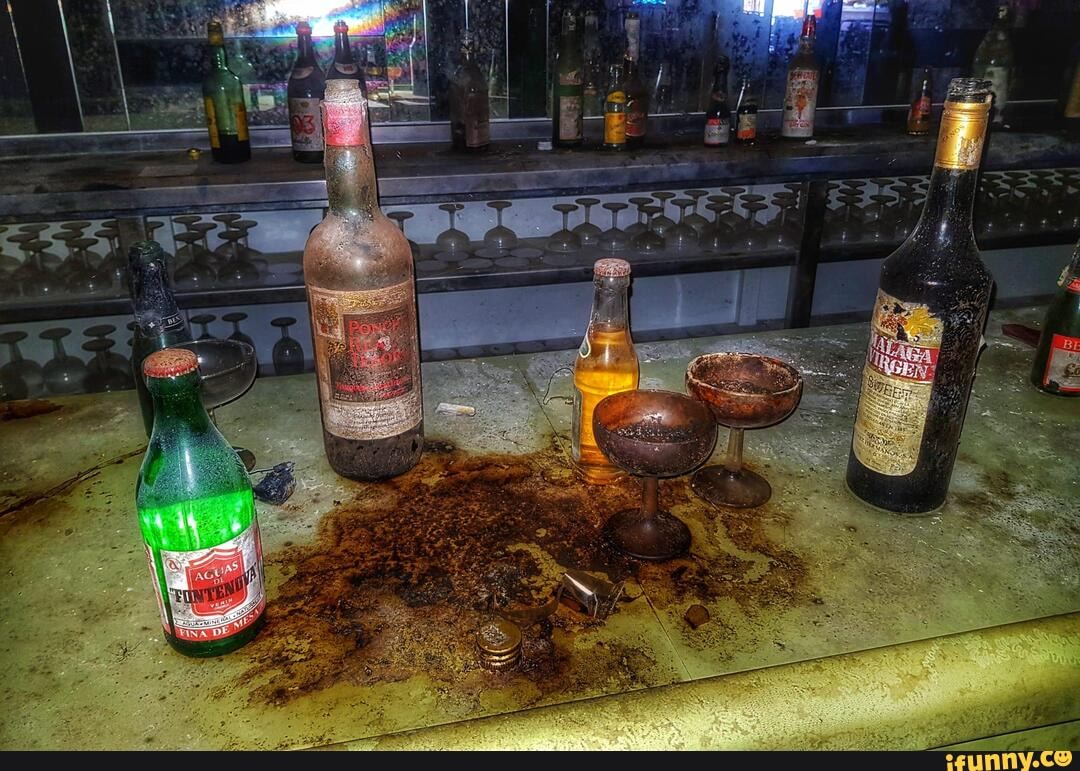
xmin=593 ymin=258 xmax=631 ymax=277
xmin=143 ymin=348 xmax=199 ymax=379
xmin=475 ymin=617 xmax=523 ymax=671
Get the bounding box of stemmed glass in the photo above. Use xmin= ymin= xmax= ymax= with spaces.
xmin=0 ymin=331 xmax=46 ymax=397
xmin=624 ymin=197 xmax=653 ymax=238
xmin=682 ymin=190 xmax=710 ymax=236
xmin=738 ymin=201 xmax=769 ymax=251
xmin=173 ymin=232 xmax=217 ymax=290
xmin=19 ymin=240 xmax=65 ymax=298
xmin=666 ymin=199 xmax=698 ymax=251
xmin=40 ymin=328 xmax=89 ymax=395
xmin=82 ymin=339 xmax=132 ymax=392
xmin=864 ymin=193 xmax=896 ymax=243
xmin=547 ymin=203 xmax=582 ymax=253
xmin=17 ymin=224 xmax=62 ymax=270
xmin=95 ymin=228 xmax=127 ymax=289
xmin=0 ymin=226 xmax=20 ymax=274
xmin=769 ymin=193 xmax=801 ymax=250
xmin=632 ymin=206 xmax=665 ymax=253
xmin=191 ymin=222 xmax=224 ymax=272
xmin=223 ymin=311 xmax=256 ymax=348
xmin=212 ymin=214 xmax=243 ymax=253
xmin=599 ymin=202 xmax=630 ymax=252
xmin=217 ymin=230 xmax=260 ymax=287
xmin=388 ymin=210 xmax=422 ymax=259
xmin=84 ymin=324 xmax=129 ymax=373
xmin=700 ymin=201 xmax=734 ymax=253
xmin=572 ymin=198 xmax=602 ymax=247
xmin=839 ymin=180 xmax=868 ymax=224
xmin=64 ymin=237 xmax=112 ymax=296
xmin=191 ymin=313 xmax=217 ymax=340
xmin=483 ymin=201 xmax=518 ymax=254
xmin=271 ymin=316 xmax=305 ymax=375
xmin=436 ymin=203 xmax=471 ymax=257
xmin=830 ymin=194 xmax=865 ymax=246
xmin=650 ymin=192 xmax=676 ymax=239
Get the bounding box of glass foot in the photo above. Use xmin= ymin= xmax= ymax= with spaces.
xmin=691 ymin=464 xmax=772 ymax=508
xmin=603 ymin=508 xmax=691 ymax=561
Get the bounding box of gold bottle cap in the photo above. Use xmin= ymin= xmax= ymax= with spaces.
xmin=475 ymin=618 xmax=522 ymax=671
xmin=934 ymin=78 xmax=992 ymax=171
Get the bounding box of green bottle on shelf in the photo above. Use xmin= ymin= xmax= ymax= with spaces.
xmin=202 ymin=20 xmax=251 ymax=163
xmin=136 ymin=347 xmax=266 ymax=657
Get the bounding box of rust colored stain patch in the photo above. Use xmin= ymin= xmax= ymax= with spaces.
xmin=0 ymin=400 xmax=61 ymax=421
xmin=229 ymin=441 xmax=806 ymax=707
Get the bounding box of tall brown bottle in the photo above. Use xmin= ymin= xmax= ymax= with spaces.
xmin=846 ymin=78 xmax=994 ymax=514
xmin=303 ymin=79 xmax=423 ymax=481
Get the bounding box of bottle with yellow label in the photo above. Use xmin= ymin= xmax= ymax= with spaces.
xmin=202 ymin=20 xmax=250 ymax=164
xmin=603 ymin=63 xmax=627 ymax=151
xmin=846 ymin=79 xmax=994 ymax=514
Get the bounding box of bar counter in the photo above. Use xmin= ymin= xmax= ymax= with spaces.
xmin=1 ymin=307 xmax=1077 ymax=750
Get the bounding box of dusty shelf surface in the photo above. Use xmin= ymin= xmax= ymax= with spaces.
xmin=0 ymin=307 xmax=1077 ymax=749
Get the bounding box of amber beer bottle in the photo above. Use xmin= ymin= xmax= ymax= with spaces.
xmin=304 ymin=79 xmax=423 ymax=480
xmin=572 ymin=259 xmax=640 ymax=484
xmin=846 ymin=79 xmax=994 ymax=514
xmin=1030 ymin=242 xmax=1080 ymax=397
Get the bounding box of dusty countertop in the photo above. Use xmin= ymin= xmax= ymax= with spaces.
xmin=0 ymin=307 xmax=1077 ymax=750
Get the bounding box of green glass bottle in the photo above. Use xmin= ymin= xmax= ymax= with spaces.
xmin=1030 ymin=243 xmax=1080 ymax=397
xmin=136 ymin=348 xmax=266 ymax=657
xmin=552 ymin=10 xmax=583 ymax=148
xmin=203 ymin=20 xmax=251 ymax=163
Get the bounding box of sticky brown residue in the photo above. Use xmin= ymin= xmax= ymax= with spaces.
xmin=0 ymin=400 xmax=61 ymax=421
xmin=230 ymin=442 xmax=807 ymax=707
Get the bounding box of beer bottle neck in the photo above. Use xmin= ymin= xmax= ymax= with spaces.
xmin=297 ymin=34 xmax=316 ymax=64
xmin=323 ymin=97 xmax=378 ymax=219
xmin=131 ymin=255 xmax=184 ymax=334
xmin=334 ymin=32 xmax=353 ymax=62
xmin=590 ymin=276 xmax=630 ymax=327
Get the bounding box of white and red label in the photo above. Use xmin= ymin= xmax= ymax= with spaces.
xmin=289 ymin=97 xmax=323 ymax=152
xmin=781 ymin=68 xmax=818 ymax=137
xmin=1042 ymin=333 xmax=1080 ymax=393
xmin=704 ymin=117 xmax=729 ymax=146
xmin=156 ymin=521 xmax=266 ymax=642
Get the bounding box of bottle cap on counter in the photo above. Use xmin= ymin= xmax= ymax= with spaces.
xmin=593 ymin=258 xmax=632 ymax=277
xmin=475 ymin=617 xmax=522 ymax=671
xmin=144 ymin=348 xmax=199 ymax=379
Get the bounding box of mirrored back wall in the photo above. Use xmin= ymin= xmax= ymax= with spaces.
xmin=1 ymin=0 xmax=1077 ymax=136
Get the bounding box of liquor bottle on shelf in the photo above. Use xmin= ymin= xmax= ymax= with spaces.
xmin=227 ymin=39 xmax=258 ymax=113
xmin=326 ymin=20 xmax=368 ymax=98
xmin=572 ymin=259 xmax=640 ymax=485
xmin=202 ymin=20 xmax=251 ymax=164
xmin=129 ymin=240 xmax=193 ymax=438
xmin=623 ymin=12 xmax=648 ymax=148
xmin=449 ymin=31 xmax=490 ymax=153
xmin=582 ymin=10 xmax=603 ymax=118
xmin=704 ymin=56 xmax=731 ymax=147
xmin=846 ymin=78 xmax=995 ymax=514
xmin=735 ymin=78 xmax=757 ymax=144
xmin=552 ymin=10 xmax=584 ymax=148
xmin=780 ymin=14 xmax=821 ymax=140
xmin=1063 ymin=40 xmax=1080 ymax=127
xmin=303 ymin=80 xmax=423 ymax=481
xmin=288 ymin=21 xmax=326 ymax=164
xmin=136 ymin=347 xmax=266 ymax=657
xmin=907 ymin=67 xmax=933 ymax=136
xmin=603 ymin=63 xmax=627 ymax=151
xmin=972 ymin=3 xmax=1013 ymax=127
xmin=1030 ymin=243 xmax=1080 ymax=397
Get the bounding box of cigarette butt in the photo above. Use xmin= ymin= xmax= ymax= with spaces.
xmin=436 ymin=402 xmax=476 ymax=417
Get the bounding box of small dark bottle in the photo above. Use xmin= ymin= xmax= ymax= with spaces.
xmin=287 ymin=21 xmax=326 ymax=163
xmin=907 ymin=67 xmax=933 ymax=136
xmin=846 ymin=79 xmax=995 ymax=514
xmin=449 ymin=31 xmax=490 ymax=153
xmin=325 ymin=20 xmax=368 ymax=98
xmin=734 ymin=78 xmax=757 ymax=144
xmin=1030 ymin=242 xmax=1080 ymax=396
xmin=129 ymin=241 xmax=194 ymax=437
xmin=704 ymin=56 xmax=731 ymax=147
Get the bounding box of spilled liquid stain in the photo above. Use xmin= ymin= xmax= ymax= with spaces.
xmin=0 ymin=400 xmax=61 ymax=421
xmin=230 ymin=440 xmax=807 ymax=708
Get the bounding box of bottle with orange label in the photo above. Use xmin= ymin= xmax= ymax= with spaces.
xmin=202 ymin=20 xmax=250 ymax=164
xmin=846 ymin=79 xmax=995 ymax=514
xmin=303 ymin=79 xmax=424 ymax=481
xmin=603 ymin=63 xmax=627 ymax=151
xmin=1030 ymin=243 xmax=1080 ymax=397
xmin=907 ymin=67 xmax=933 ymax=136
xmin=572 ymin=259 xmax=640 ymax=484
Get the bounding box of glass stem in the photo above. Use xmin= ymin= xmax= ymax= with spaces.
xmin=641 ymin=476 xmax=659 ymax=516
xmin=724 ymin=427 xmax=744 ymax=473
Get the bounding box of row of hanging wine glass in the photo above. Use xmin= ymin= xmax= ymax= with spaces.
xmin=0 ymin=313 xmax=307 ymax=401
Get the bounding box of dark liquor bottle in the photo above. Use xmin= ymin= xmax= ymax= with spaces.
xmin=303 ymin=80 xmax=423 ymax=481
xmin=582 ymin=11 xmax=603 ymax=118
xmin=202 ymin=20 xmax=250 ymax=164
xmin=326 ymin=20 xmax=368 ymax=98
xmin=704 ymin=56 xmax=731 ymax=147
xmin=846 ymin=79 xmax=995 ymax=514
xmin=735 ymin=78 xmax=757 ymax=144
xmin=907 ymin=67 xmax=933 ymax=135
xmin=603 ymin=63 xmax=627 ymax=151
xmin=129 ymin=240 xmax=193 ymax=438
xmin=552 ymin=10 xmax=584 ymax=148
xmin=623 ymin=13 xmax=648 ymax=148
xmin=136 ymin=347 xmax=266 ymax=657
xmin=1030 ymin=243 xmax=1080 ymax=397
xmin=449 ymin=31 xmax=490 ymax=152
xmin=288 ymin=21 xmax=326 ymax=164
xmin=973 ymin=4 xmax=1013 ymax=127
xmin=780 ymin=14 xmax=820 ymax=139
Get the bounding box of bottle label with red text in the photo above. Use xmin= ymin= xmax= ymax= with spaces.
xmin=626 ymin=105 xmax=646 ymax=138
xmin=1041 ymin=334 xmax=1080 ymax=393
xmin=853 ymin=290 xmax=944 ymax=476
xmin=704 ymin=116 xmax=729 ymax=146
xmin=308 ymin=282 xmax=422 ymax=440
xmin=289 ymin=97 xmax=323 ymax=152
xmin=156 ymin=520 xmax=266 ymax=642
xmin=781 ymin=68 xmax=818 ymax=137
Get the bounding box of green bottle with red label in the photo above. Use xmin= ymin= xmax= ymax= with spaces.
xmin=136 ymin=348 xmax=266 ymax=657
xmin=1031 ymin=243 xmax=1080 ymax=397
